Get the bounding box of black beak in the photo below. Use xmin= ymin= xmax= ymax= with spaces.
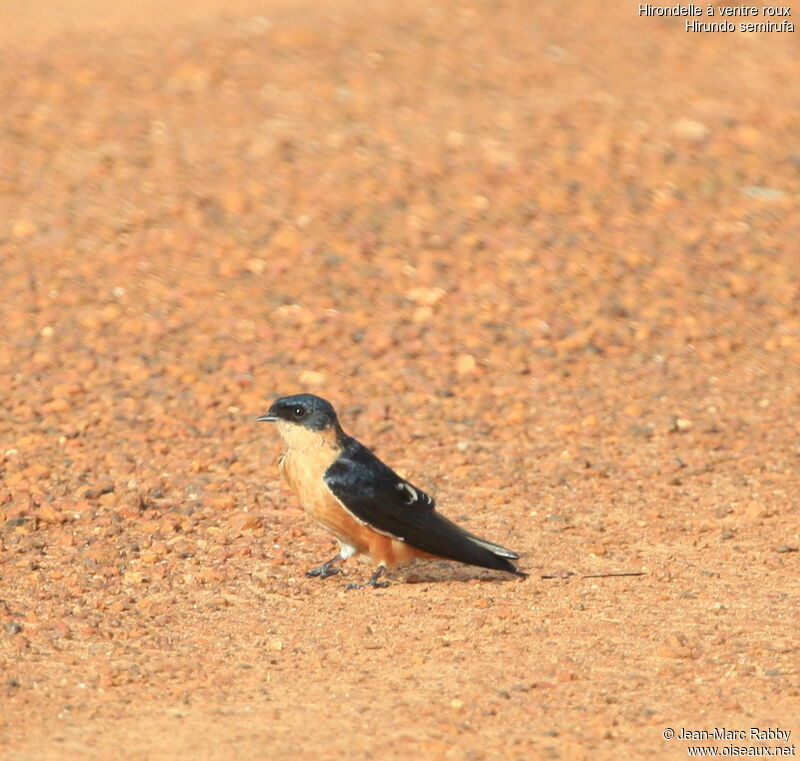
xmin=256 ymin=413 xmax=279 ymax=422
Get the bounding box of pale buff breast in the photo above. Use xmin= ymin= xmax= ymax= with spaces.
xmin=276 ymin=421 xmax=370 ymax=551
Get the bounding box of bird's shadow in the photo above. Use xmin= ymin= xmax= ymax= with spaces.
xmin=385 ymin=559 xmax=524 ymax=585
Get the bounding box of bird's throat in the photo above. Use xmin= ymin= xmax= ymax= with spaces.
xmin=275 ymin=420 xmax=342 ymax=454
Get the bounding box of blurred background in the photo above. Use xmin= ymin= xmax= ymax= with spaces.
xmin=1 ymin=1 xmax=798 ymax=759
xmin=2 ymin=0 xmax=797 ymax=487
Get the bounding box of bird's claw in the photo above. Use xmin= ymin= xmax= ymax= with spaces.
xmin=345 ymin=566 xmax=389 ymax=589
xmin=306 ymin=566 xmax=341 ymax=578
xmin=306 ymin=555 xmax=342 ymax=578
xmin=345 ymin=580 xmax=390 ymax=590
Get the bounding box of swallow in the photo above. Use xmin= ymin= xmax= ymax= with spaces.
xmin=257 ymin=393 xmax=526 ymax=588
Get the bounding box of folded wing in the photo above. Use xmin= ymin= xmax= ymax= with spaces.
xmin=324 ymin=438 xmax=524 ymax=576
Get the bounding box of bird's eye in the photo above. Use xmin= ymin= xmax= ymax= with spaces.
xmin=292 ymin=406 xmax=307 ymax=419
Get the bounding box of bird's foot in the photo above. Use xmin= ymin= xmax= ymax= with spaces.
xmin=345 ymin=566 xmax=388 ymax=590
xmin=307 ymin=566 xmax=340 ymax=578
xmin=345 ymin=580 xmax=390 ymax=590
xmin=306 ymin=556 xmax=341 ymax=579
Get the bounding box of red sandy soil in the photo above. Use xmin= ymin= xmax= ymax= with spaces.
xmin=1 ymin=1 xmax=798 ymax=759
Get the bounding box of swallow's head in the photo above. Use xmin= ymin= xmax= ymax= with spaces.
xmin=257 ymin=393 xmax=339 ymax=433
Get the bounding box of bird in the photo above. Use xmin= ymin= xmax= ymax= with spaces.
xmin=257 ymin=393 xmax=526 ymax=588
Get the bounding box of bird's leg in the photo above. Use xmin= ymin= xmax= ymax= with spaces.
xmin=306 ymin=554 xmax=342 ymax=578
xmin=345 ymin=565 xmax=389 ymax=590
xmin=367 ymin=565 xmax=390 ymax=588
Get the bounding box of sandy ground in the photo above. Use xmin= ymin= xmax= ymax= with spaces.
xmin=1 ymin=1 xmax=799 ymax=759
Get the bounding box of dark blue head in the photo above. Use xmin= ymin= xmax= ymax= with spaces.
xmin=257 ymin=393 xmax=339 ymax=431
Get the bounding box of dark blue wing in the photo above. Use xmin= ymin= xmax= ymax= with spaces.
xmin=324 ymin=437 xmax=524 ymax=575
